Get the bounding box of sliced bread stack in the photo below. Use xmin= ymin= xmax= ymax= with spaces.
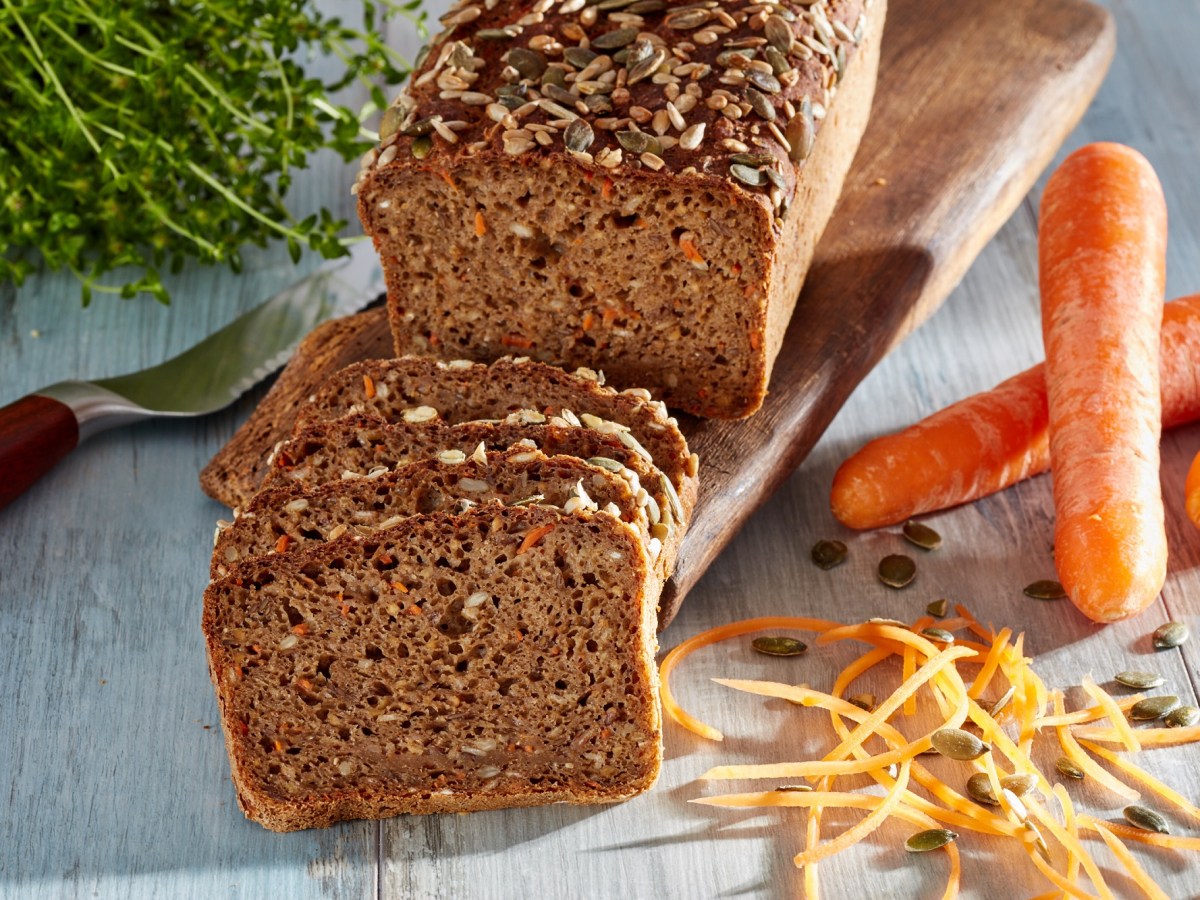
xmin=203 ymin=356 xmax=696 ymax=830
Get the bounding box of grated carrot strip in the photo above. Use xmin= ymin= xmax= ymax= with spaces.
xmin=969 ymin=627 xmax=1012 ymax=698
xmin=1052 ymin=692 xmax=1140 ymax=801
xmin=1081 ymin=676 xmax=1140 ymax=752
xmin=1034 ymin=695 xmax=1144 ymax=728
xmin=657 ymin=616 xmax=840 ymax=741
xmin=954 ymin=602 xmax=996 ymax=642
xmin=1078 ymin=738 xmax=1200 ymax=822
xmin=1053 ymin=784 xmax=1082 ymax=895
xmin=1027 ymin=794 xmax=1114 ymax=900
xmin=1077 ymin=815 xmax=1200 ymax=851
xmin=794 ymin=760 xmax=912 ymax=867
xmin=516 ymin=523 xmax=555 ymax=555
xmin=1086 ymin=821 xmax=1172 ymax=900
xmin=804 ymin=775 xmax=829 ymax=900
xmin=903 ymin=644 xmax=918 ymax=715
xmin=1074 ymin=724 xmax=1200 ymax=746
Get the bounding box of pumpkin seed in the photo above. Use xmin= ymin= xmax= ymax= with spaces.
xmin=966 ymin=772 xmax=999 ymax=806
xmin=988 ymin=685 xmax=1017 ymax=718
xmin=410 ymin=135 xmax=433 ymax=159
xmin=626 ymin=0 xmax=665 ymax=12
xmin=848 ymin=693 xmax=875 ymax=712
xmin=765 ymin=46 xmax=790 ymax=76
xmin=542 ymin=83 xmax=579 ymax=108
xmin=878 ymin=554 xmax=916 ymax=589
xmin=905 ymin=829 xmax=958 ymax=852
xmin=785 ymin=98 xmax=815 ymax=163
xmin=730 ymin=163 xmax=767 ymax=187
xmin=730 ymin=152 xmax=774 ymax=167
xmin=627 ymin=48 xmax=667 ymax=84
xmin=931 ymin=727 xmax=990 ymax=761
xmin=1055 ymin=755 xmax=1085 ymax=780
xmin=616 ymin=130 xmax=661 ymax=156
xmin=763 ymin=168 xmax=786 ymax=191
xmin=1024 ymin=579 xmax=1067 ymax=600
xmin=664 ymin=7 xmax=710 ymax=29
xmin=564 ymin=119 xmax=595 ymax=153
xmin=1153 ymin=621 xmax=1189 ymax=650
xmin=764 ymin=14 xmax=795 ymax=53
xmin=1130 ymin=695 xmax=1180 ymax=721
xmin=564 ymin=47 xmax=598 ymax=69
xmin=902 ymin=520 xmax=942 ymax=551
xmin=541 ymin=67 xmax=567 ymax=89
xmin=926 ymin=598 xmax=950 ymax=618
xmin=775 ymin=784 xmax=813 ymax=792
xmin=1165 ymin=705 xmax=1199 ymax=728
xmin=1124 ymin=805 xmax=1170 ymax=834
xmin=1115 ymin=670 xmax=1166 ymax=690
xmin=592 ymin=27 xmax=640 ymax=49
xmin=747 ymin=70 xmax=782 ymax=93
xmin=401 ymin=116 xmax=437 ymax=137
xmin=1000 ymin=773 xmax=1038 ymax=797
xmin=507 ymin=47 xmax=547 ymax=80
xmin=921 ymin=627 xmax=954 ymax=644
xmin=811 ymin=539 xmax=847 ymax=570
xmin=752 ymin=636 xmax=807 ymax=657
xmin=746 ymin=87 xmax=776 ymax=121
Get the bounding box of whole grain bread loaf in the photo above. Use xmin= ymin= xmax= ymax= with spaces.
xmin=204 ymin=504 xmax=661 ymax=831
xmin=258 ymin=414 xmax=685 ymax=594
xmin=212 ymin=448 xmax=653 ymax=579
xmin=355 ymin=0 xmax=884 ymax=417
xmin=292 ymin=356 xmax=697 ymax=519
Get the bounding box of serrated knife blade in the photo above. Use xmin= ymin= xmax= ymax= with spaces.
xmin=0 ymin=241 xmax=385 ymax=510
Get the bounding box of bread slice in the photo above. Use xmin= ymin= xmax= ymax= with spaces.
xmin=201 ymin=307 xmax=394 ymax=510
xmin=355 ymin=1 xmax=883 ymax=417
xmin=203 ymin=505 xmax=662 ymax=831
xmin=290 ymin=356 xmax=697 ymax=522
xmin=212 ymin=447 xmax=654 ymax=579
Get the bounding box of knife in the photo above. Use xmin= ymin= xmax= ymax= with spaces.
xmin=0 ymin=240 xmax=385 ymax=511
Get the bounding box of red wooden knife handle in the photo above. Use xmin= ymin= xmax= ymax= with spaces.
xmin=0 ymin=394 xmax=80 ymax=511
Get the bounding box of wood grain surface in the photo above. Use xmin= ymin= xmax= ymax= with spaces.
xmin=3 ymin=0 xmax=1200 ymax=898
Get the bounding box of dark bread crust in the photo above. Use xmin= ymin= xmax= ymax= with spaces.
xmin=204 ymin=505 xmax=661 ymax=831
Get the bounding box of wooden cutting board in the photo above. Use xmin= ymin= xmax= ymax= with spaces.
xmin=211 ymin=0 xmax=1114 ymax=629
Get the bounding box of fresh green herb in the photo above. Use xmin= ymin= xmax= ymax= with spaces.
xmin=0 ymin=0 xmax=425 ymax=304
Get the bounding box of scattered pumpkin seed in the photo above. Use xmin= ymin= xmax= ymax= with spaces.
xmin=410 ymin=135 xmax=433 ymax=160
xmin=1024 ymin=580 xmax=1067 ymax=600
xmin=563 ymin=46 xmax=598 ymax=68
xmin=1000 ymin=773 xmax=1038 ymax=797
xmin=1130 ymin=695 xmax=1180 ymax=721
xmin=746 ymin=87 xmax=776 ymax=121
xmin=878 ymin=554 xmax=917 ymax=589
xmin=616 ymin=130 xmax=661 ymax=156
xmin=785 ymin=98 xmax=815 ymax=163
xmin=627 ymin=48 xmax=667 ymax=84
xmin=811 ymin=539 xmax=847 ymax=570
xmin=988 ymin=685 xmax=1017 ymax=718
xmin=730 ymin=152 xmax=774 ymax=167
xmin=1115 ymin=670 xmax=1166 ymax=690
xmin=564 ymin=119 xmax=595 ymax=153
xmin=765 ymin=46 xmax=790 ymax=76
xmin=664 ymin=7 xmax=711 ymax=29
xmin=591 ymin=27 xmax=640 ymax=49
xmin=1055 ymin=755 xmax=1086 ymax=780
xmin=775 ymin=784 xmax=813 ymax=792
xmin=1153 ymin=621 xmax=1189 ymax=650
xmin=902 ymin=520 xmax=942 ymax=551
xmin=931 ymin=727 xmax=990 ymax=761
xmin=966 ymin=773 xmax=999 ymax=806
xmin=730 ymin=163 xmax=767 ymax=187
xmin=1124 ymin=805 xmax=1170 ymax=834
xmin=921 ymin=627 xmax=955 ymax=644
xmin=905 ymin=829 xmax=958 ymax=853
xmin=507 ymin=47 xmax=548 ymax=80
xmin=926 ymin=598 xmax=950 ymax=618
xmin=848 ymin=693 xmax=876 ymax=712
xmin=764 ymin=14 xmax=795 ymax=53
xmin=752 ymin=636 xmax=807 ymax=657
xmin=1165 ymin=705 xmax=1199 ymax=728
xmin=747 ymin=70 xmax=782 ymax=93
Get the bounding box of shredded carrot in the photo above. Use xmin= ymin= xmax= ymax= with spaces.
xmin=362 ymin=374 xmax=376 ymax=399
xmin=501 ymin=333 xmax=534 ymax=349
xmin=1034 ymin=695 xmax=1144 ymax=728
xmin=474 ymin=210 xmax=487 ymax=237
xmin=968 ymin=627 xmax=1012 ymax=699
xmin=516 ymin=523 xmax=555 ymax=555
xmin=1081 ymin=676 xmax=1141 ymax=752
xmin=793 ymin=760 xmax=912 ymax=868
xmin=954 ymin=603 xmax=996 ymax=642
xmin=1074 ymin=724 xmax=1200 ymax=746
xmin=601 ymin=177 xmax=614 ymax=200
xmin=1052 ymin=692 xmax=1140 ymax=801
xmin=1054 ymin=784 xmax=1082 ymax=894
xmin=1087 ymin=821 xmax=1172 ymax=900
xmin=581 ymin=311 xmax=595 ymax=332
xmin=679 ymin=236 xmax=706 ymax=267
xmin=1026 ymin=794 xmax=1114 ymax=900
xmin=1078 ymin=738 xmax=1200 ymax=822
xmin=390 ymin=580 xmax=408 ymax=593
xmin=902 ymin=643 xmax=917 ymax=715
xmin=274 ymin=534 xmax=291 ymax=554
xmin=1078 ymin=814 xmax=1200 ymax=850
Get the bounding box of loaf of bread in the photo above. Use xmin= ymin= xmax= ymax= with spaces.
xmin=293 ymin=356 xmax=697 ymax=520
xmin=355 ymin=0 xmax=884 ymax=417
xmin=259 ymin=414 xmax=683 ymax=590
xmin=212 ymin=447 xmax=652 ymax=579
xmin=204 ymin=504 xmax=661 ymax=831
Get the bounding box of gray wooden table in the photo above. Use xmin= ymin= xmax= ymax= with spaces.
xmin=3 ymin=1 xmax=1199 ymax=897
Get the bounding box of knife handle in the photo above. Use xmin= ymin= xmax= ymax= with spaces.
xmin=0 ymin=394 xmax=80 ymax=511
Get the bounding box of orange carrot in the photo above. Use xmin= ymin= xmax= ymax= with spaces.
xmin=1186 ymin=449 xmax=1200 ymax=530
xmin=832 ymin=294 xmax=1200 ymax=530
xmin=1039 ymin=143 xmax=1168 ymax=623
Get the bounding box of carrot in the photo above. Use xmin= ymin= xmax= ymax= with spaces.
xmin=1186 ymin=449 xmax=1200 ymax=530
xmin=1039 ymin=143 xmax=1168 ymax=623
xmin=831 ymin=293 xmax=1200 ymax=531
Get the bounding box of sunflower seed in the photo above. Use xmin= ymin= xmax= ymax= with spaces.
xmin=747 ymin=70 xmax=782 ymax=93
xmin=476 ymin=27 xmax=517 ymax=40
xmin=786 ymin=98 xmax=815 ymax=163
xmin=730 ymin=163 xmax=766 ymax=187
xmin=592 ymin=27 xmax=639 ymax=49
xmin=752 ymin=636 xmax=807 ymax=657
xmin=1130 ymin=695 xmax=1180 ymax=721
xmin=627 ymin=48 xmax=667 ymax=84
xmin=966 ymin=773 xmax=999 ymax=806
xmin=616 ymin=130 xmax=661 ymax=155
xmin=401 ymin=116 xmax=437 ymax=137
xmin=926 ymin=598 xmax=950 ymax=618
xmin=775 ymin=784 xmax=813 ymax=792
xmin=921 ymin=627 xmax=955 ymax=644
xmin=1153 ymin=621 xmax=1189 ymax=650
xmin=764 ymin=14 xmax=795 ymax=53
xmin=848 ymin=693 xmax=875 ymax=712
xmin=988 ymin=685 xmax=1017 ymax=718
xmin=811 ymin=539 xmax=847 ymax=570
xmin=1000 ymin=773 xmax=1038 ymax=797
xmin=1115 ymin=670 xmax=1165 ymax=690
xmin=1055 ymin=755 xmax=1086 ymax=780
xmin=665 ymin=7 xmax=710 ymax=29
xmin=564 ymin=119 xmax=595 ymax=152
xmin=1024 ymin=579 xmax=1067 ymax=600
xmin=1124 ymin=805 xmax=1170 ymax=834
xmin=507 ymin=47 xmax=548 ymax=80
xmin=905 ymin=829 xmax=958 ymax=852
xmin=931 ymin=727 xmax=990 ymax=761
xmin=542 ymin=83 xmax=579 ymax=107
xmin=1025 ymin=822 xmax=1051 ymax=862
xmin=868 ymin=618 xmax=908 ymax=627
xmin=1165 ymin=705 xmax=1199 ymax=728
xmin=903 ymin=520 xmax=942 ymax=551
xmin=878 ymin=554 xmax=916 ymax=589
xmin=627 ymin=0 xmax=665 ymax=12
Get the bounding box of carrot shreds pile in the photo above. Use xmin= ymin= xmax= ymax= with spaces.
xmin=661 ymin=609 xmax=1200 ymax=898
